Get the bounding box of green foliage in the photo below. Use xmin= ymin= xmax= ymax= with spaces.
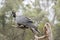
xmin=54 ymin=0 xmax=60 ymax=21
xmin=38 ymin=22 xmax=45 ymax=34
xmin=54 ymin=23 xmax=60 ymax=40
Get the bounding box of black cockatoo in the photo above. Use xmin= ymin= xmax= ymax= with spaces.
xmin=12 ymin=11 xmax=40 ymax=34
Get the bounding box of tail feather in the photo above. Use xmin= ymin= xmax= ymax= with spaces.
xmin=35 ymin=28 xmax=41 ymax=34
xmin=30 ymin=27 xmax=40 ymax=34
xmin=27 ymin=24 xmax=40 ymax=34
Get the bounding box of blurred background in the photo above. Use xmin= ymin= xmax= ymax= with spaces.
xmin=0 ymin=0 xmax=60 ymax=40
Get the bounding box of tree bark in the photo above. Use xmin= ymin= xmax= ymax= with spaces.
xmin=34 ymin=23 xmax=53 ymax=40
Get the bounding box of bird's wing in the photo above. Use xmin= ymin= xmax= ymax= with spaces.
xmin=25 ymin=17 xmax=33 ymax=23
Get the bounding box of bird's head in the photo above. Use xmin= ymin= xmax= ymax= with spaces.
xmin=12 ymin=10 xmax=16 ymax=18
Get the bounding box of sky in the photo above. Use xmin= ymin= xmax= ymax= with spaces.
xmin=40 ymin=0 xmax=55 ymax=22
xmin=0 ymin=0 xmax=3 ymax=8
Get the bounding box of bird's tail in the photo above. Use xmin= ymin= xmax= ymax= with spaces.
xmin=31 ymin=27 xmax=40 ymax=34
xmin=30 ymin=24 xmax=41 ymax=34
xmin=35 ymin=28 xmax=41 ymax=34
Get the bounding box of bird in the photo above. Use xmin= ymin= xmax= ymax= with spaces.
xmin=12 ymin=10 xmax=40 ymax=34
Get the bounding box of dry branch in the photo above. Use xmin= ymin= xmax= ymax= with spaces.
xmin=34 ymin=22 xmax=53 ymax=40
